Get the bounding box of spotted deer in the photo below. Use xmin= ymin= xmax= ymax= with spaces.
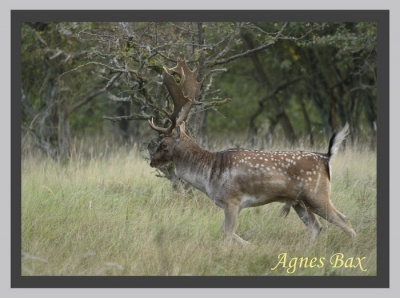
xmin=149 ymin=58 xmax=356 ymax=245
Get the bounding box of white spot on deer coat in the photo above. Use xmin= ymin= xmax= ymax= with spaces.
xmin=268 ymin=180 xmax=287 ymax=187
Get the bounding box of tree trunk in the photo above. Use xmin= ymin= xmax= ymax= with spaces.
xmin=58 ymin=96 xmax=71 ymax=162
xmin=115 ymin=101 xmax=131 ymax=142
xmin=241 ymin=32 xmax=297 ymax=145
xmin=186 ymin=22 xmax=208 ymax=139
xmin=298 ymin=96 xmax=314 ymax=146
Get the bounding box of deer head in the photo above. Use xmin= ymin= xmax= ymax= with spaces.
xmin=149 ymin=122 xmax=187 ymax=168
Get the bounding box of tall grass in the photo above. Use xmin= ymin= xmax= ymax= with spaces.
xmin=21 ymin=136 xmax=376 ymax=276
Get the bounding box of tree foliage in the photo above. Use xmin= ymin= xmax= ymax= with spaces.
xmin=208 ymin=22 xmax=377 ymax=146
xmin=21 ymin=21 xmax=377 ymax=163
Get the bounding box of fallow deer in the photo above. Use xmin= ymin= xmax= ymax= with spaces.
xmin=149 ymin=58 xmax=356 ymax=245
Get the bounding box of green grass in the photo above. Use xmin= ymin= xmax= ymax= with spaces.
xmin=21 ymin=140 xmax=376 ymax=276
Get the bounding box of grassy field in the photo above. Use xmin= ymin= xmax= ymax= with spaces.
xmin=21 ymin=137 xmax=377 ymax=276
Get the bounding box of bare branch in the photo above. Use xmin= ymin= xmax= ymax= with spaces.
xmin=212 ymin=22 xmax=288 ymax=66
xmin=209 ymin=68 xmax=228 ymax=74
xmin=69 ymin=72 xmax=124 ymax=114
xmin=104 ymin=73 xmax=122 ymax=90
xmin=107 ymin=92 xmax=131 ymax=102
xmin=213 ymin=41 xmax=276 ymax=66
xmin=103 ymin=112 xmax=152 ymax=122
xmin=69 ymin=89 xmax=105 ymax=114
xmin=33 ymin=29 xmax=48 ymax=47
xmin=202 ymin=97 xmax=233 ymax=107
xmin=203 ymin=89 xmax=221 ymax=96
xmin=214 ymin=22 xmax=243 ymax=60
xmin=59 ymin=61 xmax=126 ymax=79
xmin=48 ymin=50 xmax=64 ymax=60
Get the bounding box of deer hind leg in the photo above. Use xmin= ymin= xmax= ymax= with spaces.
xmin=292 ymin=202 xmax=322 ymax=241
xmin=222 ymin=204 xmax=250 ymax=246
xmin=312 ymin=200 xmax=357 ymax=238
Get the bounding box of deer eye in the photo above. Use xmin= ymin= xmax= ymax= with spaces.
xmin=161 ymin=143 xmax=168 ymax=150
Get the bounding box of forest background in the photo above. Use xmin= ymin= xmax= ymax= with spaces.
xmin=21 ymin=22 xmax=377 ymax=162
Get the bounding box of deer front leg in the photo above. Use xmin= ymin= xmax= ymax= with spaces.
xmin=222 ymin=204 xmax=251 ymax=246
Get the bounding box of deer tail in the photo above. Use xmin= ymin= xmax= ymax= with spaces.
xmin=327 ymin=123 xmax=350 ymax=160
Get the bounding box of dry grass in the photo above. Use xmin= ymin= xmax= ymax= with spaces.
xmin=21 ymin=137 xmax=376 ymax=276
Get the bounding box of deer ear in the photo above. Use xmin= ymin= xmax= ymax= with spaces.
xmin=172 ymin=126 xmax=181 ymax=139
xmin=172 ymin=122 xmax=186 ymax=139
xmin=180 ymin=121 xmax=186 ymax=133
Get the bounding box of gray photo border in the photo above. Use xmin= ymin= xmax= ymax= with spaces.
xmin=11 ymin=10 xmax=389 ymax=288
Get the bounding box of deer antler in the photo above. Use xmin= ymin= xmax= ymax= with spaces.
xmin=170 ymin=57 xmax=204 ymax=101
xmin=149 ymin=58 xmax=203 ymax=135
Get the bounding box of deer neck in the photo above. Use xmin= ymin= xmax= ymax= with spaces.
xmin=172 ymin=135 xmax=214 ymax=193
